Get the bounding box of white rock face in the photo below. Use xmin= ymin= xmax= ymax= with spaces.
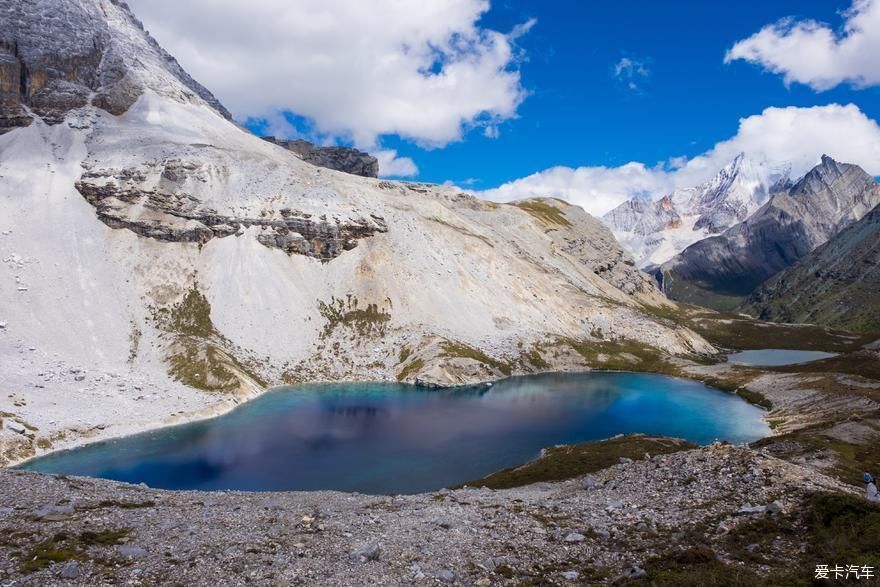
xmin=603 ymin=154 xmax=792 ymax=268
xmin=0 ymin=0 xmax=713 ymax=463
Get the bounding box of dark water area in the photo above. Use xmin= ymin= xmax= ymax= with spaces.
xmin=22 ymin=373 xmax=769 ymax=494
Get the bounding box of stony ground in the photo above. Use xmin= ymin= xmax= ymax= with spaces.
xmin=0 ymin=443 xmax=856 ymax=586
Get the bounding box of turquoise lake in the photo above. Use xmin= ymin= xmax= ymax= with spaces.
xmin=21 ymin=373 xmax=770 ymax=494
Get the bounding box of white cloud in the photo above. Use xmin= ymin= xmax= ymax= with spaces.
xmin=613 ymin=57 xmax=650 ymax=91
xmin=480 ymin=104 xmax=880 ymax=217
xmin=481 ymin=163 xmax=673 ymax=216
xmin=128 ymin=0 xmax=531 ymax=149
xmin=726 ymin=0 xmax=880 ymax=90
xmin=374 ymin=150 xmax=419 ymax=178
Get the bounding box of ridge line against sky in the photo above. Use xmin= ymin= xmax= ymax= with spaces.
xmin=128 ymin=0 xmax=880 ymax=216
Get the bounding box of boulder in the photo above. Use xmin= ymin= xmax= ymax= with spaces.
xmin=350 ymin=543 xmax=381 ymax=563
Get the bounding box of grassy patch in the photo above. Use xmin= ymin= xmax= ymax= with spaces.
xmin=641 ymin=547 xmax=777 ymax=586
xmin=318 ymin=295 xmax=391 ymax=338
xmin=398 ymin=346 xmax=412 ymax=364
xmin=733 ymin=387 xmax=773 ymax=410
xmin=462 ymin=435 xmax=696 ymax=489
xmin=167 ymin=337 xmax=266 ymax=392
xmin=512 ymin=200 xmax=572 ymax=228
xmin=640 ymin=299 xmax=872 ymax=354
xmin=397 ymin=357 xmax=425 ymax=382
xmin=638 ymin=492 xmax=880 ymax=585
xmin=440 ymin=341 xmax=512 ymax=376
xmin=79 ymin=529 xmax=130 ymax=547
xmin=18 ymin=528 xmax=133 ymax=574
xmin=686 ymin=313 xmax=870 ymax=353
xmin=806 ymin=492 xmax=880 ymax=570
xmin=661 ymin=268 xmax=748 ymax=313
xmin=524 ymin=347 xmax=549 ymax=370
xmin=151 ymin=284 xmax=267 ymax=392
xmin=97 ymin=499 xmax=156 ymax=510
xmin=158 ymin=284 xmax=216 ymax=338
xmin=20 ymin=540 xmax=83 ymax=573
xmin=560 ymin=337 xmax=674 ymax=374
xmin=771 ymin=349 xmax=880 ymax=382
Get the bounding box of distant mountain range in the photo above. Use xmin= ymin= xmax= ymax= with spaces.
xmin=603 ymin=154 xmax=791 ymax=269
xmin=604 ymin=153 xmax=880 ymax=330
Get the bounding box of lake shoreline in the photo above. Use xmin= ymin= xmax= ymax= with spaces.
xmin=13 ymin=371 xmax=771 ymax=494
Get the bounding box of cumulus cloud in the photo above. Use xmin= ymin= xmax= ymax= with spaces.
xmin=482 ymin=163 xmax=673 ymax=216
xmin=374 ymin=150 xmax=419 ymax=178
xmin=613 ymin=57 xmax=650 ymax=91
xmin=480 ymin=104 xmax=880 ymax=217
xmin=128 ymin=0 xmax=532 ymax=149
xmin=725 ymin=0 xmax=880 ymax=90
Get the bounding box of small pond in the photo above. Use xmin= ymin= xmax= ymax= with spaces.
xmin=726 ymin=349 xmax=836 ymax=367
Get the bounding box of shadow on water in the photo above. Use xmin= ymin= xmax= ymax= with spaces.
xmin=21 ymin=373 xmax=769 ymax=494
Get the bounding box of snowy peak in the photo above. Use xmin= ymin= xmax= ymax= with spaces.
xmin=602 ymin=153 xmax=792 ymax=267
xmin=690 ymin=153 xmax=787 ymax=233
xmin=601 ymin=194 xmax=681 ymax=236
xmin=0 ymin=0 xmax=230 ymax=133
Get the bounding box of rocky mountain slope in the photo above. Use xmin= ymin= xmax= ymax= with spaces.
xmin=0 ymin=0 xmax=712 ymax=464
xmin=603 ymin=154 xmax=790 ymax=268
xmin=742 ymin=201 xmax=880 ymax=333
xmin=660 ymin=156 xmax=880 ymax=311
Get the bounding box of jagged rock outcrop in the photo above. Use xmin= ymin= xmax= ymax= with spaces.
xmin=0 ymin=0 xmax=230 ymax=133
xmin=603 ymin=154 xmax=791 ymax=268
xmin=661 ymin=156 xmax=880 ymax=311
xmin=742 ymin=201 xmax=880 ymax=333
xmin=262 ymin=136 xmax=379 ymax=178
xmin=76 ymin=166 xmax=387 ymax=260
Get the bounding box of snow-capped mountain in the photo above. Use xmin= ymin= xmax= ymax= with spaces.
xmin=0 ymin=0 xmax=712 ymax=464
xmin=661 ymin=155 xmax=880 ymax=311
xmin=603 ymin=154 xmax=792 ymax=268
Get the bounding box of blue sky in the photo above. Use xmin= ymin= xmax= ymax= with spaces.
xmin=376 ymin=0 xmax=879 ymax=188
xmin=136 ymin=0 xmax=880 ymax=214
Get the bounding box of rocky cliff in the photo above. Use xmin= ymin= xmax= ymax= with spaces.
xmin=742 ymin=201 xmax=880 ymax=333
xmin=262 ymin=136 xmax=379 ymax=178
xmin=0 ymin=0 xmax=230 ymax=133
xmin=660 ymin=156 xmax=880 ymax=311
